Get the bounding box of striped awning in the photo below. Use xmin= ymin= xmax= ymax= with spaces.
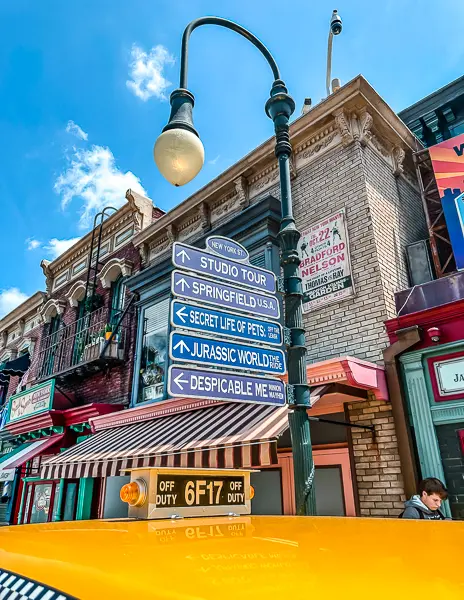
xmin=41 ymin=403 xmax=289 ymax=480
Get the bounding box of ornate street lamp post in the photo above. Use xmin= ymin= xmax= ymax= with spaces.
xmin=154 ymin=17 xmax=316 ymax=515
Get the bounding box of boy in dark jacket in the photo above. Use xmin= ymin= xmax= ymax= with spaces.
xmin=401 ymin=478 xmax=448 ymax=520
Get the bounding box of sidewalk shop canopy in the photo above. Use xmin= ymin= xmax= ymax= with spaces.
xmin=41 ymin=403 xmax=289 ymax=480
xmin=0 ymin=434 xmax=64 ymax=474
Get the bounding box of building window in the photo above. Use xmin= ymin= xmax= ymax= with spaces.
xmin=109 ymin=275 xmax=126 ymax=326
xmin=137 ymin=298 xmax=169 ymax=404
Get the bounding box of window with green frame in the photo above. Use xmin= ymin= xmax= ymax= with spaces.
xmin=109 ymin=274 xmax=126 ymax=326
xmin=137 ymin=298 xmax=169 ymax=404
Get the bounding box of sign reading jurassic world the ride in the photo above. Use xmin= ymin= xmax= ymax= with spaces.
xmin=298 ymin=210 xmax=354 ymax=312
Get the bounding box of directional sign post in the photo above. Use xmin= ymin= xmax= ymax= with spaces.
xmin=173 ymin=242 xmax=276 ymax=293
xmin=169 ymin=331 xmax=286 ymax=375
xmin=171 ymin=271 xmax=280 ymax=320
xmin=168 ymin=365 xmax=286 ymax=406
xmin=171 ymin=300 xmax=283 ymax=346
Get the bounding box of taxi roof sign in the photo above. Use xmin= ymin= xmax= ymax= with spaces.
xmin=120 ymin=467 xmax=254 ymax=520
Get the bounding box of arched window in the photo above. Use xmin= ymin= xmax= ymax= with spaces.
xmin=109 ymin=275 xmax=126 ymax=326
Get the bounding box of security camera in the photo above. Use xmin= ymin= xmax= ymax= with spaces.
xmin=330 ymin=10 xmax=343 ymax=35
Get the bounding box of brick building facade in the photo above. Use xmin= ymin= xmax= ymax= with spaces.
xmin=61 ymin=76 xmax=428 ymax=519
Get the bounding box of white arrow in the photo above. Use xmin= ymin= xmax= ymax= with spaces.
xmin=173 ymin=339 xmax=190 ymax=354
xmin=175 ymin=278 xmax=190 ymax=292
xmin=175 ymin=306 xmax=187 ymax=324
xmin=176 ymin=248 xmax=191 ymax=263
xmin=173 ymin=372 xmax=189 ymax=390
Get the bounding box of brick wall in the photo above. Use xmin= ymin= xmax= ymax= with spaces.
xmin=362 ymin=145 xmax=427 ymax=319
xmin=290 ymin=142 xmax=393 ymax=364
xmin=348 ymin=399 xmax=406 ymax=517
xmin=30 ymin=243 xmax=141 ymax=407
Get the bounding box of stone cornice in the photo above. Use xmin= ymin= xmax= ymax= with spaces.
xmin=46 ymin=190 xmax=155 ymax=276
xmin=134 ymin=75 xmax=422 ymax=251
xmin=0 ymin=291 xmax=45 ymax=333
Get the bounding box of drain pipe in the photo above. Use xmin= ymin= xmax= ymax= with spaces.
xmin=383 ymin=325 xmax=421 ymax=498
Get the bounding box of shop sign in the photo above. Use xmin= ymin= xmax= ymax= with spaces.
xmin=429 ymin=133 xmax=464 ymax=270
xmin=0 ymin=469 xmax=14 ymax=482
xmin=433 ymin=357 xmax=464 ymax=397
xmin=297 ymin=209 xmax=354 ymax=312
xmin=7 ymin=380 xmax=55 ymax=424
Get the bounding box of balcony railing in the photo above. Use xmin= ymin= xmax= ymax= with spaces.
xmin=36 ymin=306 xmax=132 ymax=382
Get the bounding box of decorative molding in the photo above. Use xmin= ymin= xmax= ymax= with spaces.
xmin=210 ymin=191 xmax=240 ymax=224
xmin=294 ymin=128 xmax=338 ymax=170
xmin=289 ymin=155 xmax=297 ymax=180
xmin=369 ymin=133 xmax=392 ymax=161
xmin=99 ymin=257 xmax=134 ymax=288
xmin=248 ymin=164 xmax=279 ymax=198
xmin=139 ymin=242 xmax=150 ymax=265
xmin=234 ymin=176 xmax=249 ymax=209
xmin=166 ymin=223 xmax=177 ymax=245
xmin=177 ymin=210 xmax=202 ymax=241
xmin=199 ymin=201 xmax=210 ymax=231
xmin=149 ymin=236 xmax=170 ymax=261
xmin=65 ymin=280 xmax=86 ymax=307
xmin=356 ymin=108 xmax=373 ymax=146
xmin=41 ymin=299 xmax=66 ymax=323
xmin=431 ymin=402 xmax=464 ymax=424
xmin=392 ymin=146 xmax=406 ymax=177
xmin=333 ymin=109 xmax=354 ymax=147
xmin=40 ymin=260 xmax=53 ymax=294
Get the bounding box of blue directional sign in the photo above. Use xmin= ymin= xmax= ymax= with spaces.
xmin=171 ymin=271 xmax=280 ymax=320
xmin=169 ymin=332 xmax=286 ymax=375
xmin=170 ymin=300 xmax=283 ymax=346
xmin=172 ymin=242 xmax=276 ymax=293
xmin=168 ymin=365 xmax=286 ymax=406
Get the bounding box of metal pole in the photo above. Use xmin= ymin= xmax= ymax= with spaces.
xmin=266 ymin=81 xmax=316 ymax=515
xmin=166 ymin=17 xmax=317 ymax=515
xmin=326 ymin=31 xmax=333 ymax=96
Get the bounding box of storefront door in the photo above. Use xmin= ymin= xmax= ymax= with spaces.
xmin=22 ymin=481 xmax=60 ymax=524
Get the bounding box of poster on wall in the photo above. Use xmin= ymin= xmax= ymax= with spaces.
xmin=429 ymin=132 xmax=464 ymax=270
xmin=297 ymin=209 xmax=354 ymax=312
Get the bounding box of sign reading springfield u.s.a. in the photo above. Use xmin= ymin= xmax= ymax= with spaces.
xmin=297 ymin=210 xmax=354 ymax=312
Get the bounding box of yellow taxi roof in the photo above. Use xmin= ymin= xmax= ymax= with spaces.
xmin=0 ymin=516 xmax=463 ymax=599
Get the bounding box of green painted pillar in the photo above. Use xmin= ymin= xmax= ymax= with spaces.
xmin=400 ymin=353 xmax=451 ymax=518
xmin=52 ymin=479 xmax=65 ymax=522
xmin=76 ymin=478 xmax=94 ymax=520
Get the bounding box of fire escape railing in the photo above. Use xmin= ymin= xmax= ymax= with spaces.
xmin=36 ymin=306 xmax=132 ymax=380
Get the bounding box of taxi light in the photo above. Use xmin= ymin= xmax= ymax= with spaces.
xmin=120 ymin=479 xmax=147 ymax=507
xmin=250 ymin=485 xmax=255 ymax=500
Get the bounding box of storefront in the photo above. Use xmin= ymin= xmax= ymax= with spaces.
xmin=0 ymin=379 xmax=120 ymax=524
xmin=39 ymin=354 xmax=388 ymax=519
xmin=386 ymin=296 xmax=464 ymax=520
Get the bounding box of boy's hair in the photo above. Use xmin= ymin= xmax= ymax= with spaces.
xmin=418 ymin=477 xmax=448 ymax=500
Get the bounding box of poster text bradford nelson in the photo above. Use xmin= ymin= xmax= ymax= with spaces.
xmin=297 ymin=210 xmax=354 ymax=312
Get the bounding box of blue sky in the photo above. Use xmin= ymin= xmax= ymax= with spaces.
xmin=0 ymin=0 xmax=463 ymax=316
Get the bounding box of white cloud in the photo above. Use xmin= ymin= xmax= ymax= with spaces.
xmin=26 ymin=238 xmax=41 ymax=250
xmin=54 ymin=144 xmax=147 ymax=229
xmin=0 ymin=288 xmax=29 ymax=318
xmin=126 ymin=44 xmax=174 ymax=101
xmin=44 ymin=238 xmax=81 ymax=260
xmin=208 ymin=155 xmax=220 ymax=165
xmin=65 ymin=120 xmax=88 ymax=141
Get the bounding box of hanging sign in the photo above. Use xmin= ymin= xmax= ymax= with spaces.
xmin=169 ymin=332 xmax=286 ymax=375
xmin=170 ymin=300 xmax=283 ymax=346
xmin=171 ymin=271 xmax=280 ymax=320
xmin=7 ymin=380 xmax=55 ymax=423
xmin=429 ymin=133 xmax=464 ymax=270
xmin=168 ymin=366 xmax=286 ymax=406
xmin=172 ymin=242 xmax=275 ymax=293
xmin=297 ymin=209 xmax=354 ymax=312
